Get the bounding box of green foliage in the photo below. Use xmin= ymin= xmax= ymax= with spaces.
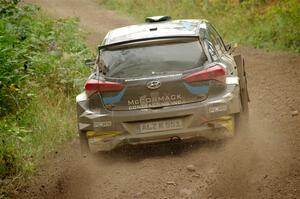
xmin=0 ymin=91 xmax=78 ymax=197
xmin=0 ymin=0 xmax=91 ymax=116
xmin=244 ymin=0 xmax=300 ymax=51
xmin=0 ymin=91 xmax=77 ymax=178
xmin=98 ymin=0 xmax=300 ymax=52
xmin=0 ymin=1 xmax=92 ymax=196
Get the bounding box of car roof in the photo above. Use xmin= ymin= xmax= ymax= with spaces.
xmin=100 ymin=19 xmax=207 ymax=48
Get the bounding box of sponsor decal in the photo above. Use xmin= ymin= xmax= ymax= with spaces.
xmin=183 ymin=83 xmax=209 ymax=94
xmin=103 ymin=86 xmax=127 ymax=104
xmin=94 ymin=121 xmax=112 ymax=127
xmin=128 ymin=93 xmax=183 ymax=110
xmin=208 ymin=104 xmax=227 ymax=113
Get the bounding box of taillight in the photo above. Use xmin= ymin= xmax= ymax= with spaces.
xmin=183 ymin=65 xmax=226 ymax=83
xmin=85 ymin=79 xmax=125 ymax=93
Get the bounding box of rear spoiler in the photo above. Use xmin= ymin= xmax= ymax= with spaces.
xmin=98 ymin=36 xmax=199 ymax=51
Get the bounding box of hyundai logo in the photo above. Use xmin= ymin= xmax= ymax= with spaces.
xmin=146 ymin=80 xmax=161 ymax=90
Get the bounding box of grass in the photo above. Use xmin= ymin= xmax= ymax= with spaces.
xmin=98 ymin=0 xmax=300 ymax=53
xmin=0 ymin=1 xmax=92 ymax=197
xmin=0 ymin=91 xmax=77 ymax=197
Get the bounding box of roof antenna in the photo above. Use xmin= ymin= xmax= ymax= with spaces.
xmin=145 ymin=16 xmax=172 ymax=23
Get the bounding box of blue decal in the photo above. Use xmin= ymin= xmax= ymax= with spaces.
xmin=103 ymin=86 xmax=127 ymax=104
xmin=181 ymin=21 xmax=192 ymax=29
xmin=184 ymin=83 xmax=209 ymax=94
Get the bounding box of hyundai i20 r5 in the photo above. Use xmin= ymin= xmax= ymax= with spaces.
xmin=76 ymin=16 xmax=249 ymax=153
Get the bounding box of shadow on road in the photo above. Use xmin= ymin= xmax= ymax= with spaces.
xmin=91 ymin=139 xmax=227 ymax=163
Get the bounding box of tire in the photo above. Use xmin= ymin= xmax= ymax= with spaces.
xmin=79 ymin=131 xmax=90 ymax=155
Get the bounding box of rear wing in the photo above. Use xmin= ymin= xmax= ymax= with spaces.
xmin=98 ymin=36 xmax=199 ymax=51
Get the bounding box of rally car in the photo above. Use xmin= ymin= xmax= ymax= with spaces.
xmin=76 ymin=16 xmax=249 ymax=153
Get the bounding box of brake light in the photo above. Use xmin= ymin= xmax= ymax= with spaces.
xmin=183 ymin=65 xmax=226 ymax=83
xmin=85 ymin=79 xmax=125 ymax=93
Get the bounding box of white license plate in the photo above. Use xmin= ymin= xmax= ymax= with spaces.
xmin=139 ymin=119 xmax=183 ymax=133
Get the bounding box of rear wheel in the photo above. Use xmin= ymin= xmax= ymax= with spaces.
xmin=79 ymin=131 xmax=90 ymax=156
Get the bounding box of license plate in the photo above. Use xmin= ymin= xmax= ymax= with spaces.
xmin=139 ymin=119 xmax=183 ymax=133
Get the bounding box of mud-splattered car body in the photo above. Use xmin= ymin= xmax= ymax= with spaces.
xmin=76 ymin=17 xmax=249 ymax=152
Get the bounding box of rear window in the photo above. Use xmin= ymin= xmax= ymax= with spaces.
xmin=102 ymin=39 xmax=207 ymax=78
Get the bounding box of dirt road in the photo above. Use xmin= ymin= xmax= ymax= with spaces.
xmin=20 ymin=0 xmax=300 ymax=198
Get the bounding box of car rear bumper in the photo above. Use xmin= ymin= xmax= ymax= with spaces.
xmin=76 ymin=79 xmax=241 ymax=152
xmin=87 ymin=116 xmax=234 ymax=152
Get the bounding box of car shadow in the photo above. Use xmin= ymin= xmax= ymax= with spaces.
xmin=91 ymin=139 xmax=227 ymax=163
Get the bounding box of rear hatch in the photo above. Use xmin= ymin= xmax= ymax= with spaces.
xmin=94 ymin=38 xmax=226 ymax=111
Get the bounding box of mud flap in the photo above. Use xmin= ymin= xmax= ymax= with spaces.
xmin=234 ymin=54 xmax=249 ymax=112
xmin=79 ymin=130 xmax=90 ymax=155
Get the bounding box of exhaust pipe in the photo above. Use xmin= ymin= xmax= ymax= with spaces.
xmin=170 ymin=136 xmax=181 ymax=143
